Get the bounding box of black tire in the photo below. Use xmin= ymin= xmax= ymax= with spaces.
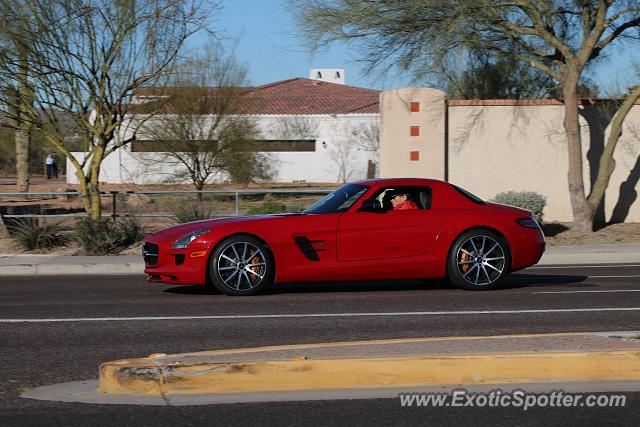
xmin=447 ymin=229 xmax=511 ymax=290
xmin=208 ymin=235 xmax=274 ymax=296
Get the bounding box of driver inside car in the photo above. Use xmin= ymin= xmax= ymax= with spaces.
xmin=391 ymin=193 xmax=418 ymax=210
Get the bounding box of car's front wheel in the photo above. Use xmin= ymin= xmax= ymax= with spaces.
xmin=208 ymin=235 xmax=273 ymax=296
xmin=447 ymin=229 xmax=511 ymax=290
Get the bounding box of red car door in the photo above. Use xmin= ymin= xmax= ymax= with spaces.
xmin=266 ymin=212 xmax=343 ymax=282
xmin=336 ymin=208 xmax=442 ymax=262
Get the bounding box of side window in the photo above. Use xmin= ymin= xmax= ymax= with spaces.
xmin=416 ymin=187 xmax=432 ymax=209
xmin=372 ymin=186 xmax=432 ymax=210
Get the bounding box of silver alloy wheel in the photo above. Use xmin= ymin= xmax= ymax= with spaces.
xmin=216 ymin=241 xmax=267 ymax=291
xmin=455 ymin=235 xmax=506 ymax=286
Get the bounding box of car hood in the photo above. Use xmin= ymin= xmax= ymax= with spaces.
xmin=147 ymin=213 xmax=304 ymax=240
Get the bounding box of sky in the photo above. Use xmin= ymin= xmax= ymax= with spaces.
xmin=191 ymin=0 xmax=412 ymax=90
xmin=191 ymin=0 xmax=638 ymax=94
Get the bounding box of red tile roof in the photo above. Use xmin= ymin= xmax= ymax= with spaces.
xmin=243 ymin=78 xmax=380 ymax=114
xmin=134 ymin=78 xmax=380 ymax=115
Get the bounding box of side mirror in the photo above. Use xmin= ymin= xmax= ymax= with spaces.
xmin=358 ymin=199 xmax=386 ymax=213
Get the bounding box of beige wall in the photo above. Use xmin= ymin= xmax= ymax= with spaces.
xmin=380 ymin=88 xmax=640 ymax=223
xmin=379 ymin=88 xmax=446 ymax=180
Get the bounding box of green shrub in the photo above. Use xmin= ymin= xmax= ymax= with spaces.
xmin=247 ymin=194 xmax=302 ymax=215
xmin=9 ymin=218 xmax=67 ymax=250
xmin=74 ymin=217 xmax=144 ymax=255
xmin=492 ymin=191 xmax=546 ymax=223
xmin=173 ymin=201 xmax=213 ymax=224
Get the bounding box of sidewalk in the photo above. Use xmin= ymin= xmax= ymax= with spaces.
xmin=0 ymin=255 xmax=142 ymax=276
xmin=0 ymin=244 xmax=639 ymax=276
xmin=539 ymin=243 xmax=640 ymax=265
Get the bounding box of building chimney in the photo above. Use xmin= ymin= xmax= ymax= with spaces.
xmin=309 ymin=68 xmax=345 ymax=84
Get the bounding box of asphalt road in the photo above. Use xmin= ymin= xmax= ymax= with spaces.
xmin=1 ymin=264 xmax=639 ymax=426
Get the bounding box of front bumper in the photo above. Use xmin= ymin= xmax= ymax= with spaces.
xmin=143 ymin=239 xmax=209 ymax=285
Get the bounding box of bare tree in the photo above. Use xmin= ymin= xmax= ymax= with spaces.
xmin=218 ymin=118 xmax=275 ymax=187
xmin=351 ymin=122 xmax=379 ymax=178
xmin=136 ymin=45 xmax=274 ymax=195
xmin=0 ymin=0 xmax=215 ymax=218
xmin=270 ymin=116 xmax=319 ymax=140
xmin=327 ymin=138 xmax=357 ymax=183
xmin=324 ymin=122 xmax=364 ymax=183
xmin=593 ymin=84 xmax=640 ymax=202
xmin=293 ymin=0 xmax=640 ymax=231
xmin=0 ymin=2 xmax=35 ymax=192
xmin=350 ymin=122 xmax=379 ymax=154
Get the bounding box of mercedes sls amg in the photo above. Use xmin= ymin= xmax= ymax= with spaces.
xmin=142 ymin=178 xmax=545 ymax=295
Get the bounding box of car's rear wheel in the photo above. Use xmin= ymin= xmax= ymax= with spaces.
xmin=208 ymin=235 xmax=273 ymax=296
xmin=447 ymin=229 xmax=510 ymax=290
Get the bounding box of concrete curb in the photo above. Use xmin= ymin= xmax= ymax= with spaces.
xmin=98 ymin=334 xmax=640 ymax=396
xmin=0 ymin=262 xmax=144 ymax=276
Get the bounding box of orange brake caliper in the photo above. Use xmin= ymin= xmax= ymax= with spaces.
xmin=460 ymin=251 xmax=470 ymax=273
xmin=249 ymin=250 xmax=260 ymax=282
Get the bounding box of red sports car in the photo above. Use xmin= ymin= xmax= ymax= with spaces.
xmin=143 ymin=178 xmax=545 ymax=295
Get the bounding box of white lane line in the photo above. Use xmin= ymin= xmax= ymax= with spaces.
xmin=530 ymin=264 xmax=640 ymax=269
xmin=535 ymin=290 xmax=640 ymax=294
xmin=588 ymin=275 xmax=640 ymax=278
xmin=2 ymin=307 xmax=640 ymax=323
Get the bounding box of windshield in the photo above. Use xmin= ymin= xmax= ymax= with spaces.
xmin=303 ymin=184 xmax=369 ymax=214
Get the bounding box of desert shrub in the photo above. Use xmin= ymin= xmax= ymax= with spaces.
xmin=9 ymin=218 xmax=67 ymax=250
xmin=75 ymin=217 xmax=144 ymax=255
xmin=174 ymin=201 xmax=213 ymax=224
xmin=247 ymin=194 xmax=302 ymax=215
xmin=492 ymin=191 xmax=546 ymax=223
xmin=117 ymin=217 xmax=145 ymax=245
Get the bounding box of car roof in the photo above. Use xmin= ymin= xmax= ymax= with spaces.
xmin=353 ymin=177 xmax=447 ymax=187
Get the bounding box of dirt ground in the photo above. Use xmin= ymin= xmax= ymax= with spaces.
xmin=542 ymin=222 xmax=640 ymax=245
xmin=0 ymin=177 xmax=335 ymax=216
xmin=0 ymin=237 xmax=80 ymax=255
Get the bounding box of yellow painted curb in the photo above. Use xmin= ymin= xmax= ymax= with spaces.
xmin=99 ymin=350 xmax=640 ymax=396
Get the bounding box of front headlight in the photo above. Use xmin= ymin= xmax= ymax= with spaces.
xmin=171 ymin=228 xmax=210 ymax=249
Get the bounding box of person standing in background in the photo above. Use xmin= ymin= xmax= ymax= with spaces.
xmin=45 ymin=153 xmax=54 ymax=179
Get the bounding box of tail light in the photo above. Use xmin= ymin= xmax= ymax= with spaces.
xmin=516 ymin=217 xmax=540 ymax=229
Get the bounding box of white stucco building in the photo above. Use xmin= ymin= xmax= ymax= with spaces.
xmin=67 ymin=71 xmax=380 ymax=185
